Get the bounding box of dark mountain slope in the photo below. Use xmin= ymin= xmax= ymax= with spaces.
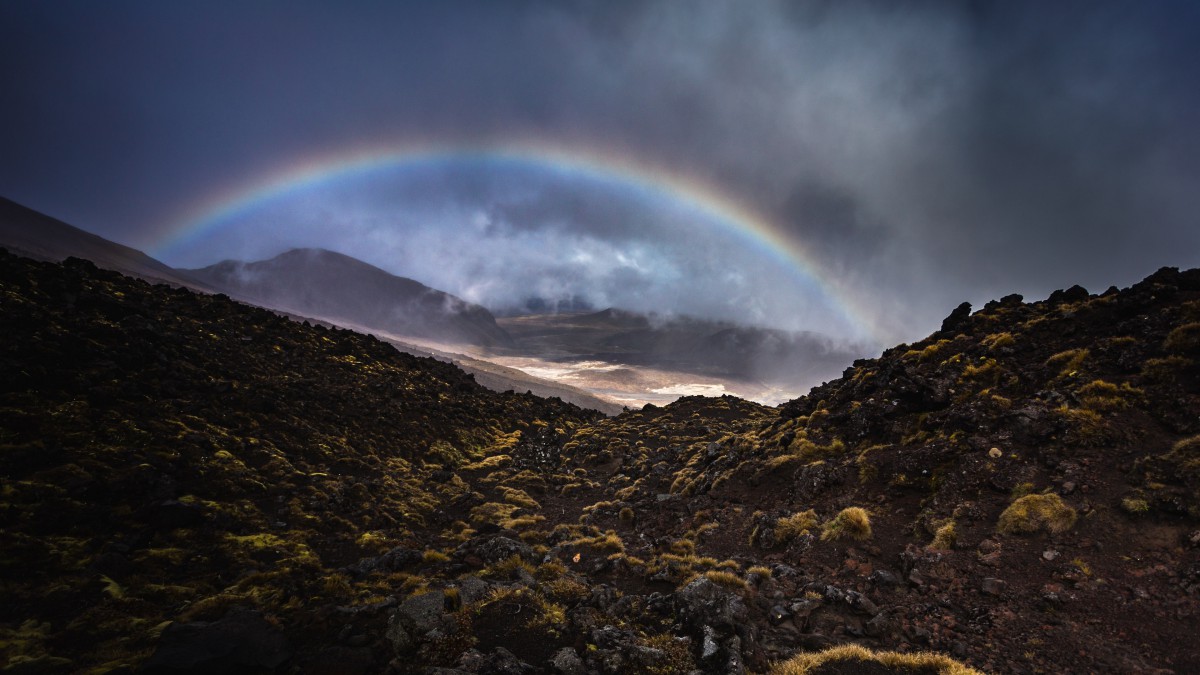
xmin=0 ymin=250 xmax=598 ymax=673
xmin=534 ymin=271 xmax=1200 ymax=673
xmin=0 ymin=196 xmax=208 ymax=289
xmin=4 ymin=247 xmax=1199 ymax=674
xmin=187 ymin=248 xmax=515 ymax=348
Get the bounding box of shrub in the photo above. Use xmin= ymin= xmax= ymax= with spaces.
xmin=997 ymin=493 xmax=1077 ymax=535
xmin=775 ymin=510 xmax=818 ymax=543
xmin=619 ymin=507 xmax=635 ymax=524
xmin=820 ymin=507 xmax=872 ymax=541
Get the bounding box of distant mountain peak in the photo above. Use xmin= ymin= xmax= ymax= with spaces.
xmin=187 ymin=249 xmax=514 ymax=348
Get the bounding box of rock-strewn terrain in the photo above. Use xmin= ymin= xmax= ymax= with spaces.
xmin=2 ymin=249 xmax=1199 ymax=674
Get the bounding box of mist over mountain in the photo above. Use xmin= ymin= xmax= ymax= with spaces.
xmin=186 ymin=248 xmax=515 ymax=349
xmin=497 ymin=307 xmax=860 ymax=390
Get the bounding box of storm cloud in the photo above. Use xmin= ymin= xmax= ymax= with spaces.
xmin=2 ymin=0 xmax=1198 ymax=345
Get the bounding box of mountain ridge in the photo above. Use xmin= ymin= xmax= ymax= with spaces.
xmin=186 ymin=247 xmax=516 ymax=349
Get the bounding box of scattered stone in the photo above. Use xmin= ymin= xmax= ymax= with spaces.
xmin=386 ymin=590 xmax=448 ymax=654
xmin=981 ymin=578 xmax=1008 ymax=597
xmin=549 ymin=647 xmax=585 ymax=675
xmin=700 ymin=626 xmax=720 ymax=661
xmin=473 ymin=536 xmax=535 ymax=564
xmin=796 ymin=633 xmax=834 ymax=651
xmin=868 ymin=569 xmax=900 ymax=587
xmin=864 ymin=611 xmax=894 ymax=638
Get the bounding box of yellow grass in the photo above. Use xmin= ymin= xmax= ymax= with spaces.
xmin=771 ymin=644 xmax=986 ymax=675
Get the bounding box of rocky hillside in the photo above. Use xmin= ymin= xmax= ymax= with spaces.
xmin=187 ymin=248 xmax=515 ymax=348
xmin=0 ymin=251 xmax=598 ymax=673
xmin=2 ymin=249 xmax=1199 ymax=674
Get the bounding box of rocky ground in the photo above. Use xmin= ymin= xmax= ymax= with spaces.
xmin=2 ymin=249 xmax=1199 ymax=674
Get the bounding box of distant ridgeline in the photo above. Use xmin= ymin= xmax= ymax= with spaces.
xmin=1 ymin=248 xmax=1198 ymax=674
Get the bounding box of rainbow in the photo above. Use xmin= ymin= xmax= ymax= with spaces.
xmin=152 ymin=139 xmax=882 ymax=344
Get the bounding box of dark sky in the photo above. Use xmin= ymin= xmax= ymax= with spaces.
xmin=2 ymin=1 xmax=1198 ymax=345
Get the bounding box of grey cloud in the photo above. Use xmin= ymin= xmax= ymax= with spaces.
xmin=2 ymin=0 xmax=1198 ymax=346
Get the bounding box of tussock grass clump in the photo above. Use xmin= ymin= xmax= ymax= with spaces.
xmin=568 ymin=530 xmax=625 ymax=553
xmin=469 ymin=501 xmax=518 ymax=525
xmin=500 ymin=514 xmax=545 ymax=529
xmin=478 ymin=586 xmax=566 ymax=634
xmin=997 ymin=493 xmax=1077 ymax=535
xmin=930 ymin=520 xmax=957 ymax=549
xmin=770 ymin=643 xmax=985 ymax=675
xmin=1077 ymin=379 xmax=1143 ymax=412
xmin=982 ymin=332 xmax=1015 ymax=351
xmin=1165 ymin=322 xmax=1200 ymax=354
xmin=902 ymin=339 xmax=951 ymax=362
xmin=1121 ymin=496 xmax=1150 ymax=514
xmin=499 ymin=486 xmax=540 ymax=510
xmin=1141 ymin=355 xmax=1193 ymax=382
xmin=1053 ymin=405 xmax=1108 ymax=444
xmin=748 ymin=565 xmax=773 ymax=577
xmin=422 ymin=549 xmax=450 ymax=564
xmin=703 ymin=569 xmax=748 ymax=591
xmin=1046 ymin=348 xmax=1089 ymax=377
xmin=1147 ymin=435 xmax=1200 ymax=482
xmin=1170 ymin=434 xmax=1200 ymax=458
xmin=461 ymin=454 xmax=511 ymax=471
xmin=820 ymin=507 xmax=872 ymax=541
xmin=775 ymin=510 xmax=818 ymax=544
